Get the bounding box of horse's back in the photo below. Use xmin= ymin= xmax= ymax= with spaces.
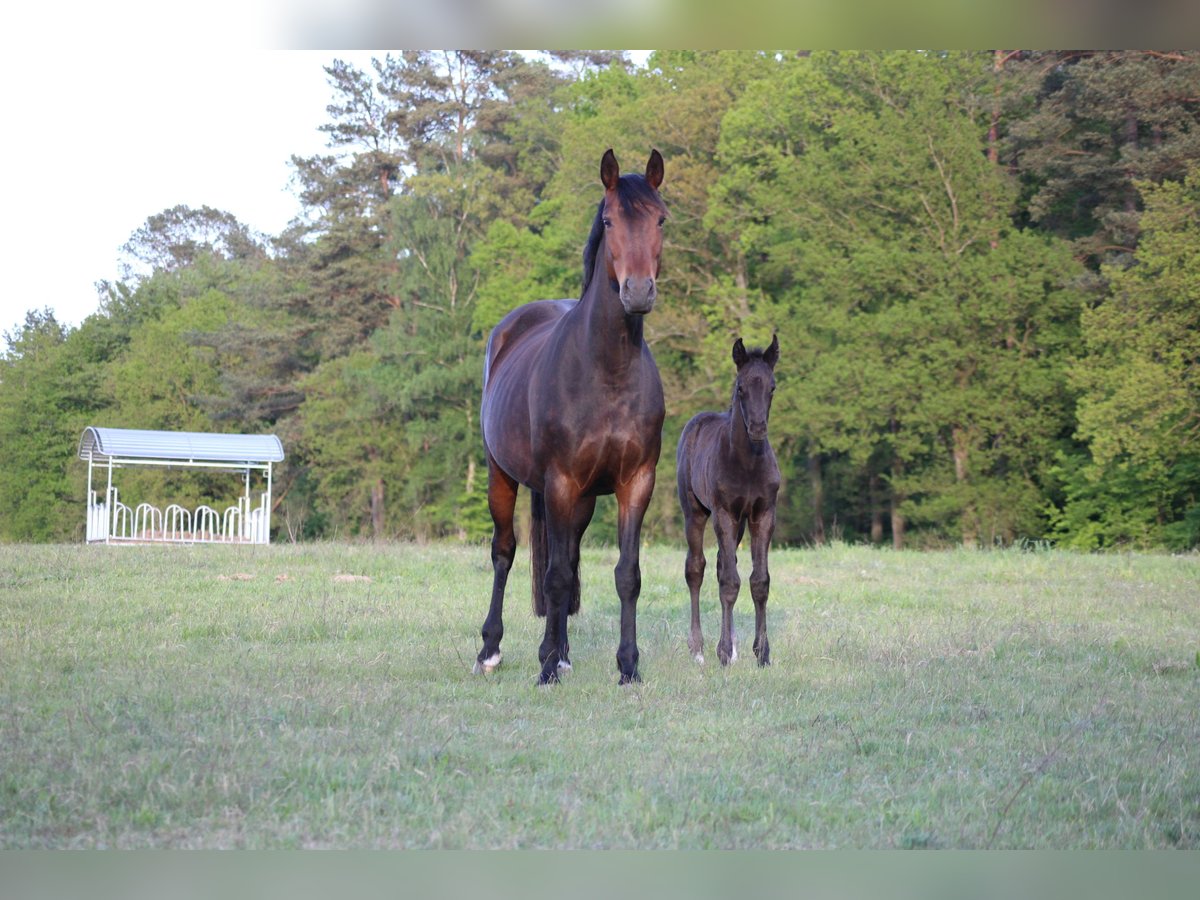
xmin=483 ymin=299 xmax=575 ymax=390
xmin=676 ymin=411 xmax=727 ymax=499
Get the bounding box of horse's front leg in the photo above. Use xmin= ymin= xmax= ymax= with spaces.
xmin=748 ymin=505 xmax=776 ymax=666
xmin=614 ymin=467 xmax=656 ymax=684
xmin=538 ymin=482 xmax=594 ymax=684
xmin=475 ymin=456 xmax=518 ymax=674
xmin=712 ymin=508 xmax=742 ymax=666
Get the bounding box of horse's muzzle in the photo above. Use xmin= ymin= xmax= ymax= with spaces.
xmin=620 ymin=277 xmax=657 ymax=315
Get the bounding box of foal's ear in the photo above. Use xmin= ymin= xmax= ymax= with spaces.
xmin=763 ymin=334 xmax=780 ymax=369
xmin=601 ymin=149 xmax=619 ymax=191
xmin=645 ymin=148 xmax=664 ymax=190
xmin=732 ymin=337 xmax=749 ymax=369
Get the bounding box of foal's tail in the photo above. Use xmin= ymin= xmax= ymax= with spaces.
xmin=530 ymin=491 xmax=581 ymax=617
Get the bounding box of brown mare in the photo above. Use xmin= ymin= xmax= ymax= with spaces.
xmin=474 ymin=149 xmax=668 ymax=685
xmin=676 ymin=335 xmax=780 ymax=666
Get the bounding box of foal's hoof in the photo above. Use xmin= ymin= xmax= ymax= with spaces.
xmin=472 ymin=651 xmax=501 ymax=675
xmin=537 ymin=668 xmax=561 ymax=686
xmin=693 ymin=652 xmax=705 ymax=665
xmin=618 ymin=671 xmax=642 ymax=686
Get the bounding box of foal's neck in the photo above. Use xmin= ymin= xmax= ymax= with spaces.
xmin=728 ymin=384 xmax=766 ymax=461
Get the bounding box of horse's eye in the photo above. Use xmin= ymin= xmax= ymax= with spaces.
xmin=603 ymin=218 xmax=612 ymax=229
xmin=658 ymin=216 xmax=665 ymax=227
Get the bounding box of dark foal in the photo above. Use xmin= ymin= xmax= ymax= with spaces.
xmin=475 ymin=149 xmax=668 ymax=685
xmin=676 ymin=335 xmax=781 ymax=666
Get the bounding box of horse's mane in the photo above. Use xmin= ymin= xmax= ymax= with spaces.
xmin=581 ymin=173 xmax=665 ymax=296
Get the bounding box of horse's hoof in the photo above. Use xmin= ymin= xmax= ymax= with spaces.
xmin=557 ymin=658 xmax=572 ymax=673
xmin=618 ymin=671 xmax=642 ymax=685
xmin=473 ymin=652 xmax=501 ymax=674
xmin=537 ymin=669 xmax=561 ymax=686
xmin=693 ymin=652 xmax=705 ymax=665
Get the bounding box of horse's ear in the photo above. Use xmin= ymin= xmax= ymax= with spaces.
xmin=601 ymin=149 xmax=619 ymax=191
xmin=763 ymin=334 xmax=780 ymax=369
xmin=645 ymin=148 xmax=664 ymax=190
xmin=732 ymin=337 xmax=748 ymax=369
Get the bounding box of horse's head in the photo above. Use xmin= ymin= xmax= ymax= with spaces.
xmin=732 ymin=334 xmax=780 ymax=444
xmin=599 ymin=148 xmax=667 ymax=316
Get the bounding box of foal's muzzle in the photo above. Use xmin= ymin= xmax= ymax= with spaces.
xmin=620 ymin=277 xmax=657 ymax=315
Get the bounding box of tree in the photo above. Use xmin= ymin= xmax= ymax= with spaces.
xmin=0 ymin=311 xmax=97 ymax=541
xmin=120 ymin=205 xmax=266 ymax=277
xmin=286 ymin=52 xmax=594 ymax=537
xmin=1053 ymin=166 xmax=1200 ymax=548
xmin=710 ymin=51 xmax=1084 ymax=546
xmin=1004 ymin=51 xmax=1200 ymax=268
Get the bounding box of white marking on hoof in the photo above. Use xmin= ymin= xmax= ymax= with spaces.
xmin=693 ymin=652 xmax=705 ymax=665
xmin=557 ymin=659 xmax=572 ymax=672
xmin=473 ymin=652 xmax=501 ymax=674
xmin=730 ymin=644 xmax=739 ymax=663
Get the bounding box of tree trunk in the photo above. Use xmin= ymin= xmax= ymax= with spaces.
xmin=988 ymin=50 xmax=1004 ymax=166
xmin=370 ymin=478 xmax=385 ymax=539
xmin=808 ymin=453 xmax=826 ymax=545
xmin=952 ymin=425 xmax=977 ymax=549
xmin=368 ymin=447 xmax=385 ymax=540
xmin=890 ymin=418 xmax=906 ymax=550
xmin=869 ymin=470 xmax=884 ymax=544
xmin=890 ymin=490 xmax=905 ymax=550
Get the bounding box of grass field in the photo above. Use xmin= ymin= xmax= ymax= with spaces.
xmin=1 ymin=539 xmax=1198 ymax=848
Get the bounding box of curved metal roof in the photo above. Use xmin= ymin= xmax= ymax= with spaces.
xmin=79 ymin=427 xmax=284 ymax=463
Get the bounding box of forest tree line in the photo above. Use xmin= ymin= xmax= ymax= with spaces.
xmin=2 ymin=50 xmax=1199 ymax=550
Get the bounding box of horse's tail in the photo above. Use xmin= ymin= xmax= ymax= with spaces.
xmin=530 ymin=490 xmax=549 ymax=616
xmin=530 ymin=491 xmax=580 ymax=617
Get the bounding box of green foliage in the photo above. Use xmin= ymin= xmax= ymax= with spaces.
xmin=1048 ymin=451 xmax=1200 ymax=551
xmin=1005 ymin=51 xmax=1200 ymax=266
xmin=470 ymin=202 xmax=579 ymax=334
xmin=0 ymin=312 xmax=88 ymax=541
xmin=711 ymin=51 xmax=1086 ymax=546
xmin=1053 ymin=166 xmax=1200 ymax=549
xmin=3 ymin=50 xmax=1200 ymax=549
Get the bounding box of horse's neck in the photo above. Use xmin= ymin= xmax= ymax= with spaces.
xmin=727 ymin=389 xmax=761 ymax=463
xmin=574 ymin=246 xmax=645 ymax=371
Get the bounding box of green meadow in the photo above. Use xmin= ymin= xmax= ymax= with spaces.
xmin=2 ymin=541 xmax=1197 ymax=848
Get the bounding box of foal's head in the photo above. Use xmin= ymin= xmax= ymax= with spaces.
xmin=732 ymin=334 xmax=780 ymax=444
xmin=586 ymin=148 xmax=667 ymax=316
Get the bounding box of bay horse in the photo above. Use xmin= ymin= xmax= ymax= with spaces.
xmin=676 ymin=335 xmax=780 ymax=666
xmin=474 ymin=149 xmax=667 ymax=685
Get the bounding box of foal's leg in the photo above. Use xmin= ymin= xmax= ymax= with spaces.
xmin=748 ymin=506 xmax=776 ymax=666
xmin=712 ymin=507 xmax=742 ymax=666
xmin=475 ymin=456 xmax=518 ymax=674
xmin=614 ymin=467 xmax=656 ymax=684
xmin=681 ymin=491 xmax=710 ymax=664
xmin=537 ymin=480 xmax=594 ymax=684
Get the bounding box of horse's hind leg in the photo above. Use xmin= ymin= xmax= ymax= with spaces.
xmin=537 ymin=482 xmax=595 ymax=684
xmin=475 ymin=456 xmax=518 ymax=674
xmin=681 ymin=492 xmax=709 ymax=664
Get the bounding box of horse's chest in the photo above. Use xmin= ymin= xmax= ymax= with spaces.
xmin=709 ymin=459 xmax=779 ymax=519
xmin=537 ymin=394 xmax=661 ymax=487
